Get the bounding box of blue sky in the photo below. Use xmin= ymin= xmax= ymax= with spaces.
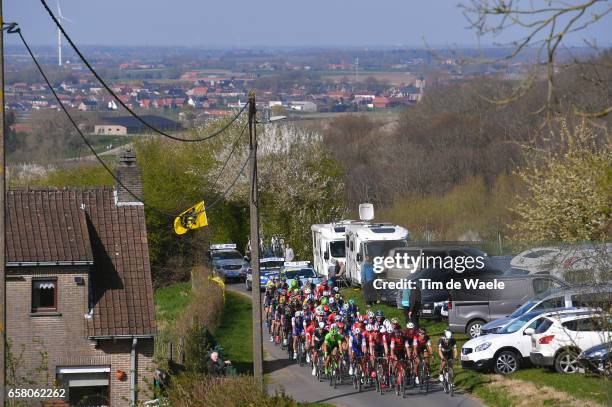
xmin=6 ymin=0 xmax=611 ymax=47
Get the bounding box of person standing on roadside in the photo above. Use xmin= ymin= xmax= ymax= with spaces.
xmin=409 ymin=284 xmax=422 ymax=328
xmin=361 ymin=255 xmax=375 ymax=306
xmin=284 ymin=243 xmax=294 ymax=262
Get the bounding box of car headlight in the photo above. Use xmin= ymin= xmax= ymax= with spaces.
xmin=475 ymin=342 xmax=492 ymax=352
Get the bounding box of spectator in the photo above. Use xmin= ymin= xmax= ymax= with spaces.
xmin=284 ymin=243 xmax=294 ymax=262
xmin=360 ymin=255 xmax=376 ymax=306
xmin=409 ymin=284 xmax=422 ymax=328
xmin=328 ymin=258 xmax=338 ymax=282
xmin=206 ymin=351 xmax=232 ymax=377
xmin=400 ymin=287 xmax=411 ymax=324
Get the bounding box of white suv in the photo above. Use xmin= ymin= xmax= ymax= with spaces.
xmin=528 ymin=311 xmax=611 ymax=374
xmin=461 ymin=309 xmax=578 ymax=374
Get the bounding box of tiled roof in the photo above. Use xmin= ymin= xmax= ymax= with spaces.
xmin=6 ymin=187 xmax=156 ymax=337
xmin=6 ymin=189 xmax=93 ymax=264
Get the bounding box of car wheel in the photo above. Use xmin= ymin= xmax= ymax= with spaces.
xmin=467 ymin=320 xmax=485 ymax=338
xmin=494 ymin=351 xmax=520 ymax=375
xmin=555 ymin=350 xmax=579 ymax=374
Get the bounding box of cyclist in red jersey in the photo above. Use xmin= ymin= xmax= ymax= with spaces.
xmin=412 ymin=327 xmax=433 ymax=385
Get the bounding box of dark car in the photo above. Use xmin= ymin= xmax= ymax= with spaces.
xmin=578 ymin=342 xmax=611 ymax=375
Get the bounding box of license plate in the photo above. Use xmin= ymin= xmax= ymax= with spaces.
xmin=461 ymin=354 xmax=469 ymax=361
xmin=422 ymin=309 xmax=432 ymax=314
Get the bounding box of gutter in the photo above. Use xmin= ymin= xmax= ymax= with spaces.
xmin=6 ymin=260 xmax=94 ymax=267
xmin=131 ymin=337 xmax=137 ymax=406
xmin=88 ymin=334 xmax=155 ymax=340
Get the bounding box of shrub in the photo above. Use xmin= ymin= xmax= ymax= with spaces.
xmin=166 ymin=374 xmax=299 ymax=407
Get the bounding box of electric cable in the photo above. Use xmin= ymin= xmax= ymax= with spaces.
xmin=13 ymin=26 xmax=251 ymax=222
xmin=39 ymin=0 xmax=246 ymax=143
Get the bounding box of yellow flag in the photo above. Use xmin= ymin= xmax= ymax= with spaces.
xmin=174 ymin=201 xmax=208 ymax=235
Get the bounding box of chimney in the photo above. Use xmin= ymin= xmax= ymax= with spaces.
xmin=115 ymin=147 xmax=143 ymax=206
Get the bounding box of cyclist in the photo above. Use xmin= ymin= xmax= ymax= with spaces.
xmin=438 ymin=330 xmax=457 ymax=382
xmin=373 ymin=310 xmax=385 ymax=330
xmin=323 ymin=326 xmax=344 ymax=375
xmin=348 ymin=326 xmax=367 ymax=375
xmin=292 ymin=310 xmax=305 ymax=360
xmin=311 ymin=322 xmax=328 ymax=376
xmin=404 ymin=322 xmax=416 ymax=360
xmin=412 ymin=327 xmax=433 ymax=385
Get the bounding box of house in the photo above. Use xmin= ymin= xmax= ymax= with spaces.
xmin=94 ymin=115 xmax=183 ymax=135
xmin=78 ymin=100 xmax=98 ymax=111
xmin=6 ymin=149 xmax=156 ymax=406
xmin=373 ymin=96 xmax=390 ymax=109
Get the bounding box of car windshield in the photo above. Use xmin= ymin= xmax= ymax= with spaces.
xmin=365 ymin=240 xmax=408 ymax=258
xmin=510 ymin=299 xmax=538 ymax=318
xmin=213 ymin=251 xmax=242 ymax=261
xmin=499 ymin=314 xmax=535 ymax=334
xmin=283 ymin=268 xmax=316 ymax=279
xmin=330 ymin=241 xmax=345 ymax=258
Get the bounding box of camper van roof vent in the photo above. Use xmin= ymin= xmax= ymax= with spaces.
xmin=371 ymin=227 xmax=396 ymax=233
xmin=359 ymin=203 xmax=374 ymax=222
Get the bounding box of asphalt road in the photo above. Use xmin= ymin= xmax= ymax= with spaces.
xmin=227 ymin=283 xmax=485 ymax=407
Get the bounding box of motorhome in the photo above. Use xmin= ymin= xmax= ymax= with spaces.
xmin=311 ymin=220 xmax=354 ymax=278
xmin=344 ymin=204 xmax=410 ymax=285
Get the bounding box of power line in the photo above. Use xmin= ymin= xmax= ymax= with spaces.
xmin=38 ymin=0 xmax=246 ymax=143
xmin=13 ymin=27 xmax=251 ymax=220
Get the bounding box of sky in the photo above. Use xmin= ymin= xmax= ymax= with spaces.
xmin=6 ymin=0 xmax=612 ymax=48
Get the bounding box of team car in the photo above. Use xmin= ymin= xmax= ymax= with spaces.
xmin=245 ymin=257 xmax=285 ymax=291
xmin=209 ymin=244 xmax=248 ymax=282
xmin=280 ymin=261 xmax=321 ymax=287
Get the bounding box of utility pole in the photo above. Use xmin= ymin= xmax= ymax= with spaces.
xmin=248 ymin=92 xmax=264 ymax=390
xmin=0 ymin=0 xmax=6 ymax=403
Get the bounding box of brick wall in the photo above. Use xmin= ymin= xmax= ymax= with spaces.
xmin=116 ymin=149 xmax=143 ymax=204
xmin=7 ymin=266 xmax=154 ymax=406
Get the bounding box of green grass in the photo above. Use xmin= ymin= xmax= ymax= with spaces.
xmin=512 ymin=368 xmax=611 ymax=405
xmin=154 ymin=282 xmax=192 ymax=328
xmin=215 ymin=291 xmax=253 ymax=374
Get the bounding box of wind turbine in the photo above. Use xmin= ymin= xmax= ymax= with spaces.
xmin=56 ymin=1 xmax=74 ymax=66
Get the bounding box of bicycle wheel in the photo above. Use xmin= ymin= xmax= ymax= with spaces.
xmin=448 ymin=367 xmax=454 ymax=397
xmin=356 ymin=362 xmax=363 ymax=392
xmin=443 ymin=369 xmax=449 ymax=394
xmin=395 ymin=368 xmax=402 ymax=396
xmin=376 ymin=360 xmax=386 ymax=395
xmin=424 ymin=364 xmax=429 ymax=394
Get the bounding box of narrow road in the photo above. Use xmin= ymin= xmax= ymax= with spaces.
xmin=227 ymin=283 xmax=485 ymax=407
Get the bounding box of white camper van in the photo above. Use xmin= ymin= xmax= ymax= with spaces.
xmin=311 ymin=221 xmax=354 ymax=278
xmin=344 ymin=204 xmax=410 ymax=285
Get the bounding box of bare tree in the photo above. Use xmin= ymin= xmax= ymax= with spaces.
xmin=462 ymin=0 xmax=612 ymax=121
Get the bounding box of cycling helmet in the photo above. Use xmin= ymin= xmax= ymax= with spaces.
xmin=334 ymin=315 xmax=342 ymax=322
xmin=348 ymin=299 xmax=355 ymax=305
xmin=333 ymin=286 xmax=339 ymax=293
xmin=417 ymin=328 xmax=426 ymax=336
xmin=290 ymin=280 xmax=297 ymax=288
xmin=391 ymin=317 xmax=399 ymax=325
xmin=302 ymin=303 xmax=309 ymax=311
xmin=406 ymin=322 xmax=415 ymax=329
xmin=379 ymin=326 xmax=387 ymax=334
xmin=342 ymin=304 xmax=350 ymax=312
xmin=304 ymin=288 xmax=312 ymax=295
xmin=306 ymin=278 xmax=313 ymax=284
xmin=337 ymin=322 xmax=345 ymax=330
xmin=367 ymin=310 xmax=375 ymax=319
xmin=320 ymin=297 xmax=328 ymax=305
xmin=323 ymin=305 xmax=330 ymax=312
xmin=330 ymin=327 xmax=338 ymax=335
xmin=444 ymin=330 xmax=452 ymax=339
xmin=366 ymin=324 xmax=374 ymax=332
xmin=316 ymin=309 xmax=325 ymax=316
xmin=375 ymin=310 xmax=384 ymax=318
xmin=318 ymin=322 xmax=326 ymax=329
xmin=383 ymin=319 xmax=393 ymax=332
xmin=354 ymin=327 xmax=361 ymax=335
xmin=294 ymin=311 xmax=302 ymax=317
xmin=328 ymin=297 xmax=335 ymax=305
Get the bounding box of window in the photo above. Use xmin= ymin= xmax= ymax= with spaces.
xmin=534 ymin=296 xmax=564 ymax=310
xmin=535 ymin=318 xmax=553 ymax=334
xmin=32 ymin=279 xmax=57 ymax=312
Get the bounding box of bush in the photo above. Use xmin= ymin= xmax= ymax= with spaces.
xmin=183 ymin=321 xmax=218 ymax=374
xmin=167 ymin=374 xmax=299 ymax=407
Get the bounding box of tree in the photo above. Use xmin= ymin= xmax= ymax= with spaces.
xmin=511 ymin=119 xmax=611 ymax=243
xmin=462 ymin=0 xmax=612 ymax=120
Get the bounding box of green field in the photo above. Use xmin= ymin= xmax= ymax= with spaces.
xmin=215 ymin=291 xmax=254 ymax=374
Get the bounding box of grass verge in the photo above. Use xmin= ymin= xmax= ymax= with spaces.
xmin=215 ymin=290 xmax=253 ymax=374
xmin=154 ymin=282 xmax=192 ymax=330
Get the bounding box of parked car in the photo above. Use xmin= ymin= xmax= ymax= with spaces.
xmin=481 ymin=284 xmax=612 ymax=335
xmin=461 ymin=309 xmax=580 ymax=374
xmin=209 ymin=244 xmax=248 ymax=283
xmin=578 ymin=342 xmax=612 ymax=376
xmin=510 ymin=243 xmax=611 ymax=283
xmin=245 ymin=257 xmax=284 ymax=291
xmin=528 ymin=311 xmax=612 ymax=374
xmin=449 ymin=274 xmax=568 ymax=338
